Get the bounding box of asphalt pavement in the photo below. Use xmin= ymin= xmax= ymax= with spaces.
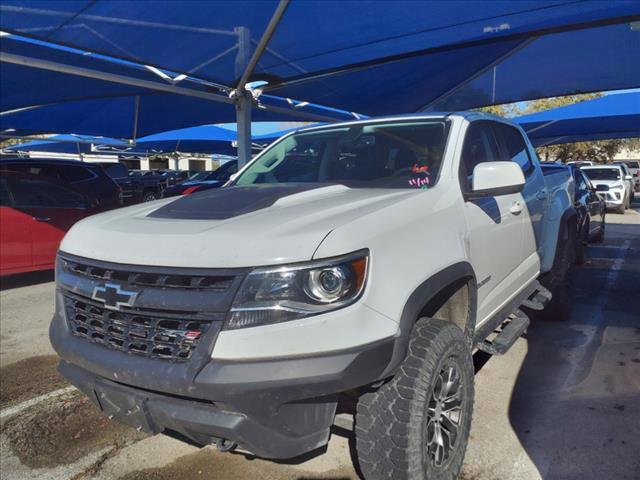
xmin=1 ymin=202 xmax=639 ymax=480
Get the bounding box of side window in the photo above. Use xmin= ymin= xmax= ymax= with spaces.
xmin=57 ymin=165 xmax=95 ymax=183
xmin=493 ymin=123 xmax=533 ymax=174
xmin=11 ymin=178 xmax=86 ymax=208
xmin=460 ymin=121 xmax=500 ymax=192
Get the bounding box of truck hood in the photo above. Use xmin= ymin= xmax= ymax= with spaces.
xmin=61 ymin=184 xmax=415 ymax=268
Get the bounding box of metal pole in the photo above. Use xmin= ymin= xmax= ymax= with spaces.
xmin=236 ymin=93 xmax=252 ymax=168
xmin=235 ymin=26 xmax=252 ymax=168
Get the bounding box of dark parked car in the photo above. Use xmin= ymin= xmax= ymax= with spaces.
xmin=0 ymin=170 xmax=97 ymax=276
xmin=0 ymin=158 xmax=122 ymax=211
xmin=158 ymin=170 xmax=196 ymax=186
xmin=97 ymin=163 xmax=167 ymax=203
xmin=541 ymin=163 xmax=605 ymax=264
xmin=162 ymin=161 xmax=237 ymax=198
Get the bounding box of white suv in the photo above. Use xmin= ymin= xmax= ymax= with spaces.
xmin=582 ymin=164 xmax=632 ymax=214
xmin=51 ymin=113 xmax=574 ymax=480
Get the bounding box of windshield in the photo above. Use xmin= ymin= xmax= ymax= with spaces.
xmin=235 ymin=120 xmax=449 ymax=189
xmin=583 ymin=168 xmax=621 ymax=181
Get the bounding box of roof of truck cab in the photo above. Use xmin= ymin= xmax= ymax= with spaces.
xmin=293 ymin=111 xmax=510 ymax=135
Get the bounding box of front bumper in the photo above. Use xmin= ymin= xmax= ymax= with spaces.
xmin=596 ymin=190 xmax=625 ymax=207
xmin=51 ymin=303 xmax=394 ymax=458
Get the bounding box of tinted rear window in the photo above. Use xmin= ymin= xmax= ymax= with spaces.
xmin=0 ymin=162 xmax=93 ymax=182
xmin=101 ymin=163 xmax=128 ymax=178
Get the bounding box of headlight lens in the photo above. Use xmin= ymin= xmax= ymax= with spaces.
xmin=610 ymin=184 xmax=624 ymax=190
xmin=225 ymin=251 xmax=368 ymax=330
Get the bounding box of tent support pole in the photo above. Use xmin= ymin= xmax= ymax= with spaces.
xmin=234 ymin=25 xmax=252 ymax=168
xmin=234 ymin=0 xmax=289 ymax=167
xmin=236 ymin=92 xmax=252 ymax=168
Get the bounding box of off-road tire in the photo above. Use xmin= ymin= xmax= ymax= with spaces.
xmin=536 ymin=219 xmax=576 ymax=321
xmin=355 ymin=319 xmax=474 ymax=480
xmin=142 ymin=190 xmax=158 ymax=202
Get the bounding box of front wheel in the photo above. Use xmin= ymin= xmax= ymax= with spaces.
xmin=355 ymin=319 xmax=474 ymax=480
xmin=616 ymin=203 xmax=625 ymax=214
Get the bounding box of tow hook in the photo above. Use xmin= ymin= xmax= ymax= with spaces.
xmin=215 ymin=438 xmax=237 ymax=452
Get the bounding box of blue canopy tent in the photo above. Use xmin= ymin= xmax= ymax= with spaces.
xmin=123 ymin=123 xmax=307 ymax=154
xmin=4 ymin=133 xmax=128 ymax=153
xmin=1 ymin=1 xmax=638 ymax=164
xmin=516 ymin=92 xmax=640 ymax=147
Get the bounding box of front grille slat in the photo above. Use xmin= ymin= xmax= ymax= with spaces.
xmin=64 ymin=259 xmax=233 ymax=291
xmin=64 ymin=295 xmax=210 ymax=362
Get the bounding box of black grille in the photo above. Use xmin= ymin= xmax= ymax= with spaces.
xmin=63 ymin=259 xmax=233 ymax=291
xmin=64 ymin=295 xmax=212 ymax=362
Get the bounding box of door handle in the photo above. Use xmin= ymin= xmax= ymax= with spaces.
xmin=510 ymin=201 xmax=523 ymax=215
xmin=33 ymin=216 xmax=51 ymax=222
xmin=536 ymin=189 xmax=548 ymax=200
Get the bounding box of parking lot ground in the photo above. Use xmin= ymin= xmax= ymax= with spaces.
xmin=1 ymin=202 xmax=639 ymax=480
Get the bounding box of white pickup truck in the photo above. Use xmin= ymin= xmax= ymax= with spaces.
xmin=51 ymin=113 xmax=574 ymax=480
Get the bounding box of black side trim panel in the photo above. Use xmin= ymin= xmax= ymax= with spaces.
xmin=380 ymin=262 xmax=477 ymax=378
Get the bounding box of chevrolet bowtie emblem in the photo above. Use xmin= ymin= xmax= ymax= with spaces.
xmin=92 ymin=283 xmax=138 ymax=310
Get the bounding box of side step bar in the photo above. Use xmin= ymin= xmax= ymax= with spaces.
xmin=477 ymin=309 xmax=530 ymax=355
xmin=474 ymin=280 xmax=550 ymax=356
xmin=521 ymin=282 xmax=552 ymax=311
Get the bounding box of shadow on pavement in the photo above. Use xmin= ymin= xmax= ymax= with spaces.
xmin=0 ymin=269 xmax=54 ymax=291
xmin=508 ymin=222 xmax=640 ymax=479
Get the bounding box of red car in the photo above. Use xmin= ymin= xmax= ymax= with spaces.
xmin=1 ymin=171 xmax=95 ymax=276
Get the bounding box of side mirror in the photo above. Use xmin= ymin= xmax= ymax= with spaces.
xmin=595 ymin=184 xmax=610 ymax=192
xmin=467 ymin=162 xmax=525 ymax=199
xmin=625 ymin=175 xmax=633 ymax=181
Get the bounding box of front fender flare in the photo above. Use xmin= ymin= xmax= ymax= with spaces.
xmin=378 ymin=261 xmax=477 ymax=379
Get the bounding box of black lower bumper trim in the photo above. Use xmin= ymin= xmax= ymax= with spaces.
xmin=53 ymin=303 xmax=395 ymax=458
xmin=61 ymin=361 xmax=333 ymax=458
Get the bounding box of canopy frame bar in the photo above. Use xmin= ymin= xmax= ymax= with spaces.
xmin=0 ymin=51 xmax=342 ymax=130
xmin=418 ymin=37 xmax=536 ymax=111
xmin=235 ymin=0 xmax=289 ymax=92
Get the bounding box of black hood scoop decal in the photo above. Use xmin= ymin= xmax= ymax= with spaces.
xmin=147 ymin=184 xmax=324 ymax=220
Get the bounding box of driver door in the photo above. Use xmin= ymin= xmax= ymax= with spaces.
xmin=459 ymin=121 xmax=528 ymax=324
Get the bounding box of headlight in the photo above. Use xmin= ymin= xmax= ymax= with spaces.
xmin=610 ymin=184 xmax=624 ymax=190
xmin=225 ymin=250 xmax=368 ymax=330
